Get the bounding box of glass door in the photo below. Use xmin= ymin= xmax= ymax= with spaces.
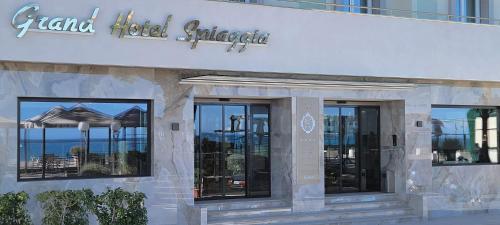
xmin=324 ymin=107 xmax=341 ymax=193
xmin=223 ymin=106 xmax=247 ymax=198
xmin=340 ymin=107 xmax=359 ymax=192
xmin=195 ymin=105 xmax=224 ymax=198
xmin=194 ymin=103 xmax=270 ymax=200
xmin=324 ymin=105 xmax=380 ymax=194
xmin=359 ymin=107 xmax=380 ymax=192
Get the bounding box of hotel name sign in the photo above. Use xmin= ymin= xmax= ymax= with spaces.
xmin=10 ymin=3 xmax=270 ymax=53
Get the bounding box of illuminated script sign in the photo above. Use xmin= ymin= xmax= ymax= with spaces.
xmin=177 ymin=20 xmax=270 ymax=53
xmin=12 ymin=4 xmax=99 ymax=38
xmin=11 ymin=4 xmax=271 ymax=53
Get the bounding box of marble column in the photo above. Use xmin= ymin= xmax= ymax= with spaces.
xmin=380 ymin=100 xmax=406 ymax=194
xmin=292 ymin=97 xmax=325 ymax=212
xmin=405 ymin=86 xmax=433 ymax=194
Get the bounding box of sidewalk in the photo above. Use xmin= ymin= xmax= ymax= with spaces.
xmin=400 ymin=213 xmax=500 ymax=225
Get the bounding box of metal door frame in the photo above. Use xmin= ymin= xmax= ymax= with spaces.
xmin=195 ymin=102 xmax=271 ymax=201
xmin=324 ymin=104 xmax=381 ymax=194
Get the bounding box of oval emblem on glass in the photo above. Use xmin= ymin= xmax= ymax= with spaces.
xmin=300 ymin=112 xmax=316 ymax=134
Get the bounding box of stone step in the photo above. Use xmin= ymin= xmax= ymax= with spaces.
xmin=197 ymin=198 xmax=289 ymax=211
xmin=208 ymin=207 xmax=416 ymax=225
xmin=325 ymin=200 xmax=405 ymax=211
xmin=209 ymin=206 xmax=292 ymax=219
xmin=279 ymin=214 xmax=421 ymax=225
xmin=324 ymin=193 xmax=399 ymax=205
xmin=208 ymin=200 xmax=405 ymax=220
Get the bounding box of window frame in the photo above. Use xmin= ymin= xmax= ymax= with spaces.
xmin=431 ymin=104 xmax=500 ymax=167
xmin=17 ymin=97 xmax=154 ymax=182
xmin=193 ymin=101 xmax=272 ymax=201
xmin=452 ymin=0 xmax=490 ymax=23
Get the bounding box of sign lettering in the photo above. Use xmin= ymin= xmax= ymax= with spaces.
xmin=12 ymin=4 xmax=99 ymax=38
xmin=177 ymin=20 xmax=270 ymax=53
xmin=111 ymin=11 xmax=172 ymax=39
xmin=11 ymin=4 xmax=271 ymax=53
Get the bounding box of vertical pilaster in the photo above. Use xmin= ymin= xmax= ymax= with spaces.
xmin=292 ymin=97 xmax=324 ymax=212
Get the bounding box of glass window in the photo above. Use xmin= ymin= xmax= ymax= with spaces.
xmin=336 ymin=0 xmax=369 ymax=13
xmin=451 ymin=0 xmax=490 ymax=23
xmin=432 ymin=106 xmax=498 ymax=165
xmin=18 ymin=98 xmax=152 ymax=180
xmin=194 ymin=103 xmax=270 ymax=200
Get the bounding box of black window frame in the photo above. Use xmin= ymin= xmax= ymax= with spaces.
xmin=432 ymin=105 xmax=499 ymax=167
xmin=194 ymin=102 xmax=272 ymax=201
xmin=17 ymin=97 xmax=153 ymax=182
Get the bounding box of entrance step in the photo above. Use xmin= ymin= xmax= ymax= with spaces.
xmin=324 ymin=193 xmax=398 ymax=204
xmin=197 ymin=198 xmax=289 ymax=211
xmin=209 ymin=206 xmax=292 ymax=219
xmin=205 ymin=193 xmax=420 ymax=225
xmin=324 ymin=199 xmax=405 ymax=211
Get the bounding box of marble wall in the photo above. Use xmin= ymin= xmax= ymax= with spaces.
xmin=426 ymin=84 xmax=500 ymax=217
xmin=0 ymin=64 xmax=194 ymax=225
xmin=3 ymin=62 xmax=500 ymax=223
xmin=405 ymin=85 xmax=433 ymax=194
xmin=380 ymin=101 xmax=406 ymax=194
xmin=270 ymin=98 xmax=293 ymax=200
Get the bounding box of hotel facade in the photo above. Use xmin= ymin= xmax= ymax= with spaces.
xmin=2 ymin=0 xmax=500 ymax=224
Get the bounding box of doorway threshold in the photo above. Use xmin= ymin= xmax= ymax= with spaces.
xmin=195 ymin=197 xmax=290 ymax=211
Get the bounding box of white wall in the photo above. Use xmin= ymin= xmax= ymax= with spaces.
xmin=1 ymin=0 xmax=500 ymax=82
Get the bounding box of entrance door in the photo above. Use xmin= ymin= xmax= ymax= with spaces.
xmin=194 ymin=103 xmax=270 ymax=200
xmin=324 ymin=106 xmax=380 ymax=194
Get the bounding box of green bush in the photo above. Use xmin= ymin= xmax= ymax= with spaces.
xmin=0 ymin=192 xmax=32 ymax=225
xmin=79 ymin=163 xmax=111 ymax=177
xmin=37 ymin=189 xmax=94 ymax=225
xmin=93 ymin=188 xmax=147 ymax=225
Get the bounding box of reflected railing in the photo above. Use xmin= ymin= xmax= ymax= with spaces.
xmin=19 ymin=137 xmax=148 ymax=179
xmin=215 ymin=0 xmax=500 ymax=25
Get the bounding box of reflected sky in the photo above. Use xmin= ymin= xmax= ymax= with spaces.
xmin=432 ymin=108 xmax=493 ymax=134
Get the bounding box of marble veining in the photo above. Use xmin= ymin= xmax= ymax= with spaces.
xmin=2 ymin=63 xmax=500 ymax=223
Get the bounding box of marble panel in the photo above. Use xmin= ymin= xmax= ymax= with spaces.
xmin=7 ymin=62 xmax=500 ymax=222
xmin=0 ymin=66 xmax=193 ymax=225
xmin=292 ymin=97 xmax=324 ymax=212
xmin=427 ymin=84 xmax=500 ymax=216
xmin=270 ymin=98 xmax=293 ymax=200
xmin=380 ymin=101 xmax=406 ymax=194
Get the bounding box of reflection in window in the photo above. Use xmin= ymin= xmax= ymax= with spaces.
xmin=194 ymin=103 xmax=270 ymax=199
xmin=432 ymin=107 xmax=498 ymax=165
xmin=451 ymin=0 xmax=490 ymax=23
xmin=19 ymin=99 xmax=151 ymax=180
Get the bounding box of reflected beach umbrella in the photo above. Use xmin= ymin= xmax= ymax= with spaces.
xmin=109 ymin=120 xmax=121 ymax=175
xmin=21 ymin=104 xmax=114 ymax=175
xmin=78 ymin=121 xmax=90 ymax=165
xmin=432 ymin=119 xmax=444 ymax=150
xmin=432 ymin=119 xmax=444 ymax=136
xmin=112 ymin=106 xmax=148 ymax=175
xmin=114 ymin=106 xmax=147 ymax=128
xmin=114 ymin=106 xmax=147 ymax=151
xmin=23 ymin=104 xmax=113 ymax=128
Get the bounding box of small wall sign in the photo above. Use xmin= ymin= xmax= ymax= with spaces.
xmin=300 ymin=112 xmax=316 ymax=134
xmin=12 ymin=4 xmax=99 ymax=38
